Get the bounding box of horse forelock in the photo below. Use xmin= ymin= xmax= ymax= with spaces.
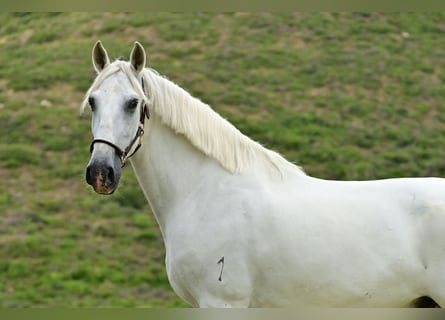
xmin=80 ymin=60 xmax=150 ymax=114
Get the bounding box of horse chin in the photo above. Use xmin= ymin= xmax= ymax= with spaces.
xmin=95 ymin=189 xmax=116 ymax=195
xmin=92 ymin=173 xmax=120 ymax=195
xmin=93 ymin=184 xmax=117 ymax=195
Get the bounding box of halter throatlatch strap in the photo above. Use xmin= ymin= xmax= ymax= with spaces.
xmin=89 ymin=77 xmax=149 ymax=167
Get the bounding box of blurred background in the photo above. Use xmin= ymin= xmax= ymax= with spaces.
xmin=1 ymin=12 xmax=445 ymax=307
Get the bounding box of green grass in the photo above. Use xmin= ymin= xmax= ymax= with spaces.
xmin=2 ymin=12 xmax=445 ymax=307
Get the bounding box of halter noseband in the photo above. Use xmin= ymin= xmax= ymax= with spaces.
xmin=89 ymin=78 xmax=150 ymax=167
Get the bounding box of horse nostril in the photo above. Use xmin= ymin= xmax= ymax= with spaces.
xmin=86 ymin=166 xmax=93 ymax=185
xmin=107 ymin=166 xmax=114 ymax=183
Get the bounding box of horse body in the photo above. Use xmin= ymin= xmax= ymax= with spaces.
xmin=131 ymin=114 xmax=445 ymax=307
xmin=83 ymin=41 xmax=445 ymax=307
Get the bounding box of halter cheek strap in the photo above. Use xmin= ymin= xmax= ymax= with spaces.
xmin=89 ymin=78 xmax=150 ymax=167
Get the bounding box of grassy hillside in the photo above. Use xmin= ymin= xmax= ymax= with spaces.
xmin=1 ymin=12 xmax=445 ymax=307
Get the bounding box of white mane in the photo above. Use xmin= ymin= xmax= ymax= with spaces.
xmin=82 ymin=60 xmax=305 ymax=176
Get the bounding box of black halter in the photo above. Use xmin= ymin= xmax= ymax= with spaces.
xmin=89 ymin=78 xmax=150 ymax=167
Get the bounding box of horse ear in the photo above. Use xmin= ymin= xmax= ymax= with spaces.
xmin=92 ymin=40 xmax=110 ymax=73
xmin=130 ymin=41 xmax=146 ymax=74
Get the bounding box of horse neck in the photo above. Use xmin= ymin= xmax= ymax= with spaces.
xmin=129 ymin=115 xmax=228 ymax=232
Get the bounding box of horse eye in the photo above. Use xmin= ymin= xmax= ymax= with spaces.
xmin=127 ymin=98 xmax=139 ymax=110
xmin=88 ymin=96 xmax=96 ymax=111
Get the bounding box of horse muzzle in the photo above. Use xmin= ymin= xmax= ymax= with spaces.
xmin=86 ymin=159 xmax=121 ymax=195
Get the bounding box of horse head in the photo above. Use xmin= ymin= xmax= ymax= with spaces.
xmin=84 ymin=41 xmax=149 ymax=194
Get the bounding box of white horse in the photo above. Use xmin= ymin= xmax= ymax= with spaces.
xmin=82 ymin=41 xmax=445 ymax=308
